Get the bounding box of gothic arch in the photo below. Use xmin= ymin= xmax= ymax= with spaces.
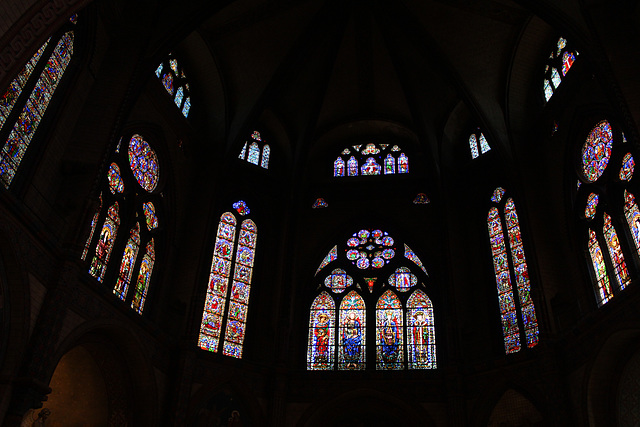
xmin=473 ymin=384 xmax=547 ymax=427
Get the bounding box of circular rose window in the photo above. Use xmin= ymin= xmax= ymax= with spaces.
xmin=582 ymin=120 xmax=613 ymax=182
xmin=128 ymin=134 xmax=159 ymax=192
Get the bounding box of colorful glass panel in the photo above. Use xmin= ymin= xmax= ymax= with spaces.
xmin=562 ymin=51 xmax=575 ymax=76
xmin=620 ymin=153 xmax=635 ymax=181
xmin=347 ymin=229 xmax=395 ymax=270
xmin=384 ymin=154 xmax=395 ymax=174
xmin=162 ymin=73 xmax=174 ymax=94
xmin=142 ymin=202 xmax=159 ymax=230
xmin=223 ymin=219 xmax=257 ymax=358
xmin=544 ymin=80 xmax=553 ymax=102
xmin=239 ymin=142 xmax=247 ymax=160
xmin=338 ymin=291 xmax=365 ymax=370
xmin=347 ymin=156 xmax=358 ymax=176
xmin=81 ymin=194 xmax=102 ymax=261
xmin=252 ymin=131 xmax=262 ymax=141
xmin=107 ymin=162 xmax=124 ymax=194
xmin=585 ymin=193 xmax=599 ymax=220
xmin=479 ymin=133 xmax=491 ymax=154
xmin=182 ymin=97 xmax=191 ymax=117
xmin=324 ymin=269 xmax=352 ymax=293
xmin=199 ymin=213 xmax=237 ymax=352
xmin=89 ymin=202 xmax=120 ymax=282
xmin=312 ymin=198 xmax=328 ymax=209
xmin=128 ymin=134 xmax=159 ymax=192
xmin=407 ymin=290 xmax=436 ymax=369
xmin=504 ymin=199 xmax=539 ymax=349
xmin=624 ymin=190 xmax=640 ymax=258
xmin=131 ymin=238 xmax=155 ymax=314
xmin=316 ymin=245 xmax=338 ymax=275
xmin=603 ymin=213 xmax=630 ymax=292
xmin=469 ymin=134 xmax=479 ymax=159
xmin=261 ymin=144 xmax=270 ymax=169
xmin=398 ymin=153 xmax=409 ymax=173
xmin=413 ymin=193 xmax=430 ymax=204
xmin=154 ymin=64 xmax=163 ymax=78
xmin=488 ymin=207 xmax=521 ymax=354
xmin=557 ymin=37 xmax=567 ymax=56
xmin=588 ymin=229 xmax=613 ymax=306
xmin=388 ymin=267 xmax=417 ymax=292
xmin=307 ymin=292 xmax=336 ymax=370
xmin=491 ymin=187 xmax=505 ymax=203
xmin=403 ymin=244 xmax=428 ymax=275
xmin=550 ymin=68 xmax=561 ymax=89
xmin=334 ymin=157 xmax=345 ymax=177
xmin=362 ymin=143 xmax=380 ymax=155
xmin=247 ymin=142 xmax=260 ymax=165
xmin=376 ymin=291 xmax=403 ymax=370
xmin=174 ymin=86 xmax=184 ymax=107
xmin=361 ymin=157 xmax=381 ymax=175
xmin=0 ymin=32 xmax=74 ymax=188
xmin=113 ymin=223 xmax=140 ymax=301
xmin=582 ymin=120 xmax=613 ymax=182
xmin=233 ymin=200 xmax=250 ymax=216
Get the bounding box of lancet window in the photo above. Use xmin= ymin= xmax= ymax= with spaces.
xmin=81 ymin=133 xmax=162 ymax=314
xmin=154 ymin=53 xmax=191 ymax=117
xmin=308 ymin=229 xmax=436 ymax=370
xmin=469 ymin=129 xmax=491 ymax=159
xmin=543 ymin=37 xmax=578 ymax=102
xmin=238 ymin=131 xmax=270 ymax=169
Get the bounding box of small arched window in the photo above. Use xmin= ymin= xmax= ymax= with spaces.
xmin=154 ymin=53 xmax=191 ymax=117
xmin=198 ymin=203 xmax=258 ymax=358
xmin=308 ymin=229 xmax=435 ymax=370
xmin=238 ymin=131 xmax=270 ymax=170
xmin=487 ymin=187 xmax=539 ymax=354
xmin=0 ymin=16 xmax=77 ymax=188
xmin=333 ymin=143 xmax=409 ymax=177
xmin=543 ymin=37 xmax=579 ymax=102
xmin=469 ymin=129 xmax=491 ymax=160
xmin=81 ymin=134 xmax=162 ymax=314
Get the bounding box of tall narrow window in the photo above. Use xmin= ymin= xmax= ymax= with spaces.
xmin=488 ymin=188 xmax=539 ymax=354
xmin=543 ymin=37 xmax=579 ymax=102
xmin=406 ymin=290 xmax=436 ymax=369
xmin=338 ymin=291 xmax=365 ymax=370
xmin=469 ymin=129 xmax=491 ymax=159
xmin=376 ymin=290 xmax=403 ymax=370
xmin=199 ymin=207 xmax=258 ymax=358
xmin=81 ymin=133 xmax=162 ymax=314
xmin=154 ymin=54 xmax=191 ymax=118
xmin=624 ymin=190 xmax=640 ymax=257
xmin=0 ymin=19 xmax=76 ymax=188
xmin=238 ymin=131 xmax=270 ymax=169
xmin=603 ymin=213 xmax=631 ymax=292
xmin=307 ymin=292 xmax=336 ymax=370
xmin=588 ymin=229 xmax=613 ymax=305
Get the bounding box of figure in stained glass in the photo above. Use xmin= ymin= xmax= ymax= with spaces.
xmin=582 ymin=120 xmax=613 ymax=182
xmin=620 ymin=153 xmax=635 ymax=181
xmin=307 ymin=292 xmax=335 ymax=370
xmin=407 ymin=290 xmax=436 ymax=369
xmin=589 ymin=229 xmax=613 ymax=306
xmin=384 ymin=154 xmax=395 ymax=174
xmin=376 ymin=291 xmax=403 ymax=370
xmin=128 ymin=134 xmax=159 ymax=192
xmin=624 ymin=190 xmax=640 ymax=257
xmin=339 ymin=291 xmax=365 ymax=370
xmin=347 ymin=156 xmax=358 ymax=176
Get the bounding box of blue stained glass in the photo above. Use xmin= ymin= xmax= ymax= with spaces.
xmin=334 ymin=158 xmax=345 ymax=177
xmin=248 ymin=142 xmax=260 ymax=165
xmin=182 ymin=97 xmax=191 ymax=117
xmin=174 ymin=86 xmax=184 ymax=107
xmin=469 ymin=134 xmax=479 ymax=159
xmin=261 ymin=145 xmax=270 ymax=169
xmin=384 ymin=154 xmax=395 ymax=174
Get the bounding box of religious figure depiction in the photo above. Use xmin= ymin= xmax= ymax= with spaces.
xmin=380 ymin=312 xmax=400 ymax=366
xmin=412 ymin=311 xmax=428 ymax=364
xmin=313 ymin=313 xmax=330 ymax=367
xmin=343 ymin=311 xmax=362 ymax=368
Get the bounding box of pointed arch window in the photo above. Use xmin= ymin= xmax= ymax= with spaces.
xmin=469 ymin=129 xmax=491 ymax=159
xmin=81 ymin=133 xmax=162 ymax=314
xmin=576 ymin=119 xmax=637 ymax=306
xmin=198 ymin=206 xmax=258 ymax=358
xmin=238 ymin=131 xmax=270 ymax=169
xmin=333 ymin=143 xmax=409 ymax=178
xmin=154 ymin=53 xmax=191 ymax=117
xmin=0 ymin=17 xmax=77 ymax=188
xmin=488 ymin=188 xmax=539 ymax=354
xmin=308 ymin=230 xmax=436 ymax=370
xmin=543 ymin=37 xmax=579 ymax=102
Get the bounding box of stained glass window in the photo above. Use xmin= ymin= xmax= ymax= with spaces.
xmin=199 ymin=211 xmax=257 ymax=359
xmin=543 ymin=37 xmax=578 ymax=102
xmin=376 ymin=291 xmax=403 ymax=370
xmin=620 ymin=153 xmax=635 ymax=181
xmin=199 ymin=213 xmax=237 ymax=352
xmin=479 ymin=133 xmax=491 ymax=154
xmin=233 ymin=200 xmax=250 ymax=216
xmin=155 ymin=54 xmax=191 ymax=117
xmin=312 ymin=198 xmax=328 ymax=209
xmin=113 ymin=223 xmax=140 ymax=301
xmin=488 ymin=207 xmax=521 ymax=354
xmin=239 ymin=143 xmax=247 ymax=160
xmin=582 ymin=120 xmax=613 ymax=182
xmin=413 ymin=193 xmax=430 ymax=204
xmin=338 ymin=291 xmax=366 ymax=370
xmin=89 ymin=203 xmax=120 ymax=282
xmin=131 ymin=239 xmax=155 ymax=314
xmin=624 ymin=190 xmax=640 ymax=257
xmin=239 ymin=131 xmax=269 ymax=169
xmin=315 ymin=245 xmax=338 ymax=275
xmin=588 ymin=229 xmax=613 ymax=306
xmin=223 ymin=219 xmax=257 ymax=358
xmin=142 ymin=202 xmax=159 ymax=230
xmin=334 ymin=143 xmax=409 ymax=177
xmin=0 ymin=31 xmax=74 ymax=188
xmin=324 ymin=269 xmax=352 ymax=293
xmin=307 ymin=292 xmax=336 ymax=370
xmin=261 ymin=145 xmax=270 ymax=169
xmin=585 ymin=193 xmax=599 ymax=220
xmin=128 ymin=134 xmax=159 ymax=192
xmin=603 ymin=213 xmax=630 ymax=292
xmin=248 ymin=142 xmax=260 ymax=165
xmin=469 ymin=130 xmax=491 ymax=159
xmin=469 ymin=134 xmax=479 ymax=159
xmin=388 ymin=267 xmax=417 ymax=292
xmin=407 ymin=290 xmax=436 ymax=369
xmin=346 ymin=229 xmax=395 ymax=270
xmin=404 ymin=244 xmax=428 ymax=275
xmin=504 ymin=199 xmax=539 ymax=349
xmin=491 ymin=187 xmax=505 ymax=203
xmin=107 ymin=163 xmax=124 ymax=194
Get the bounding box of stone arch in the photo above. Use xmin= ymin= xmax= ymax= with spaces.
xmin=297 ymin=388 xmax=434 ymax=427
xmin=42 ymin=319 xmax=158 ymax=426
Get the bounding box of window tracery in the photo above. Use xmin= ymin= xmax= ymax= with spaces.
xmin=469 ymin=129 xmax=491 ymax=159
xmin=333 ymin=143 xmax=409 ymax=177
xmin=238 ymin=131 xmax=270 ymax=169
xmin=543 ymin=37 xmax=578 ymax=102
xmin=154 ymin=54 xmax=191 ymax=117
